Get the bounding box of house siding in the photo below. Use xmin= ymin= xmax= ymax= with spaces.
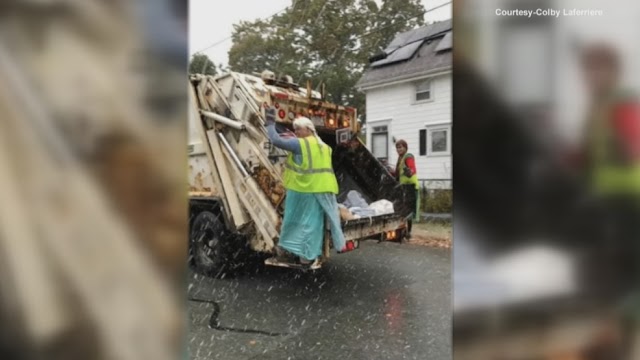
xmin=365 ymin=73 xmax=452 ymax=185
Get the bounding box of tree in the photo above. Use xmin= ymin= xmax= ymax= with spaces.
xmin=228 ymin=0 xmax=425 ymax=122
xmin=188 ymin=53 xmax=217 ymax=76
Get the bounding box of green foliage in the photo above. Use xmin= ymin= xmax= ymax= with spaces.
xmin=228 ymin=0 xmax=425 ymax=122
xmin=423 ymin=189 xmax=452 ymax=213
xmin=189 ymin=54 xmax=217 ymax=76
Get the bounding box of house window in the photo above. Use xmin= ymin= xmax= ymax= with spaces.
xmin=415 ymin=80 xmax=432 ymax=102
xmin=371 ymin=125 xmax=389 ymax=160
xmin=419 ymin=129 xmax=427 ymax=155
xmin=421 ymin=125 xmax=451 ymax=156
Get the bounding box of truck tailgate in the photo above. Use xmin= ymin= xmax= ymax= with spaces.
xmin=340 ymin=213 xmax=407 ymax=242
xmin=329 ymin=138 xmax=416 ymax=219
xmin=324 ymin=135 xmax=415 ymax=242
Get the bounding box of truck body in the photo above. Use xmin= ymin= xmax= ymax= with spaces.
xmin=188 ymin=71 xmax=416 ymax=275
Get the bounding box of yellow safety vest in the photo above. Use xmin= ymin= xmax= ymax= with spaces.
xmin=588 ymin=91 xmax=640 ymax=195
xmin=397 ymin=153 xmax=419 ymax=190
xmin=283 ymin=136 xmax=339 ymax=194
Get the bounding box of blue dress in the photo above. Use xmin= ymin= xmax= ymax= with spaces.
xmin=267 ymin=125 xmax=346 ymax=260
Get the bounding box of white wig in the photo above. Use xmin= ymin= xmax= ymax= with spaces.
xmin=293 ymin=116 xmax=326 ymax=146
xmin=293 ymin=116 xmax=316 ymax=134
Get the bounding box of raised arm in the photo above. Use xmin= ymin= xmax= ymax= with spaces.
xmin=265 ymin=108 xmax=301 ymax=154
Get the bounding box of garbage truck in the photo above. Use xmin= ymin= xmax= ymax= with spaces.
xmin=188 ymin=70 xmax=416 ymax=276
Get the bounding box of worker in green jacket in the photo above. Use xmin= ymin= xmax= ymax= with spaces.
xmin=580 ymin=43 xmax=640 ymax=291
xmin=393 ymin=140 xmax=420 ymax=239
xmin=573 ymin=42 xmax=640 ymax=357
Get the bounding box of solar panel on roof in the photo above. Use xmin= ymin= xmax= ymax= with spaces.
xmin=390 ymin=40 xmax=423 ymax=61
xmin=371 ymin=40 xmax=423 ymax=67
xmin=383 ymin=20 xmax=452 ymax=52
xmin=405 ymin=27 xmax=431 ymax=44
xmin=368 ymin=20 xmax=452 ymax=68
xmin=435 ymin=31 xmax=452 ymax=52
xmin=382 ymin=45 xmax=397 ymax=55
xmin=386 ymin=31 xmax=412 ymax=49
xmin=369 ymin=58 xmax=389 ymax=67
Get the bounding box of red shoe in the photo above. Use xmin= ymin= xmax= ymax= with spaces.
xmin=338 ymin=240 xmax=357 ymax=254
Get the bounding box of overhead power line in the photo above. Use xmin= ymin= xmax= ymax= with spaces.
xmin=194 ymin=1 xmax=451 ymax=54
xmin=276 ymin=0 xmax=337 ymax=81
xmin=273 ymin=0 xmax=309 ymax=77
xmin=422 ymin=1 xmax=452 ymax=16
xmin=360 ymin=1 xmax=452 ymax=39
xmin=192 ymin=5 xmax=290 ymax=54
xmin=310 ymin=1 xmax=452 ymax=100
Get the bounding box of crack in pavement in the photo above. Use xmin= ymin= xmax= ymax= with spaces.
xmin=188 ymin=297 xmax=290 ymax=337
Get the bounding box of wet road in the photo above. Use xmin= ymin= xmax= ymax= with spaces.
xmin=187 ymin=240 xmax=451 ymax=360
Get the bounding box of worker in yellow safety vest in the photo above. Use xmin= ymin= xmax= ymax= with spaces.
xmin=571 ymin=42 xmax=640 ymax=357
xmin=281 ymin=128 xmax=339 ymax=194
xmin=579 ymin=43 xmax=640 ymax=289
xmin=393 ymin=139 xmax=420 ymax=239
xmin=264 ymin=108 xmax=353 ymax=269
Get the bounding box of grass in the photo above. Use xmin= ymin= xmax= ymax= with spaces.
xmin=414 ymin=221 xmax=451 ymax=239
xmin=409 ymin=221 xmax=452 ymax=249
xmin=421 ymin=189 xmax=452 ymax=213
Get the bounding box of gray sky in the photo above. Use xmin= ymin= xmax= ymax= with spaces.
xmin=189 ymin=0 xmax=452 ymax=67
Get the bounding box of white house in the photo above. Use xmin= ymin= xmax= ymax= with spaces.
xmin=356 ymin=20 xmax=452 ymax=187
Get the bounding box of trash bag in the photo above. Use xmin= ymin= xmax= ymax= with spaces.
xmin=368 ymin=199 xmax=395 ymax=216
xmin=342 ymin=190 xmax=369 ymax=209
xmin=349 ymin=207 xmax=377 ymax=217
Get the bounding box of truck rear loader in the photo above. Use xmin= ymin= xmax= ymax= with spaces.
xmin=188 ymin=70 xmax=416 ymax=276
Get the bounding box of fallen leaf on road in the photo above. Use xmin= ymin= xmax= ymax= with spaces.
xmin=408 ymin=235 xmax=451 ymax=249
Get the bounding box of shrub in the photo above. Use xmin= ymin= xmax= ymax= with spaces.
xmin=422 ymin=189 xmax=452 ymax=213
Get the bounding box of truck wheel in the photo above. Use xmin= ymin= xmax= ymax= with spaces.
xmin=190 ymin=210 xmax=228 ymax=277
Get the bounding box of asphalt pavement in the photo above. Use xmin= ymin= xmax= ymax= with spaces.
xmin=186 ymin=240 xmax=451 ymax=360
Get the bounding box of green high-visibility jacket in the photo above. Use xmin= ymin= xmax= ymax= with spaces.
xmin=587 ymin=90 xmax=640 ymax=195
xmin=396 ymin=153 xmax=419 ymax=190
xmin=283 ymin=136 xmax=339 ymax=194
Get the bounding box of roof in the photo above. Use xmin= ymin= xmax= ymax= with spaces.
xmin=356 ymin=20 xmax=452 ymax=90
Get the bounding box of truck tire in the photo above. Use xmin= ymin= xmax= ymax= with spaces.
xmin=189 ymin=210 xmax=228 ymax=277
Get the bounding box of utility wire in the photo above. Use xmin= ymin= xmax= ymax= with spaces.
xmin=193 ymin=1 xmax=450 ymax=54
xmin=192 ymin=5 xmax=290 ymax=54
xmin=360 ymin=1 xmax=451 ymax=39
xmin=273 ymin=0 xmax=334 ymax=80
xmin=313 ymin=1 xmax=452 ymax=89
xmin=194 ymin=1 xmax=451 ymax=87
xmin=310 ymin=0 xmax=452 ymax=77
xmin=287 ymin=0 xmax=333 ymax=84
xmin=273 ymin=0 xmax=308 ymax=78
xmin=306 ymin=1 xmax=451 ymax=107
xmin=194 ymin=0 xmax=451 ymax=61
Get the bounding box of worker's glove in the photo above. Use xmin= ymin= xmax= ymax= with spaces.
xmin=265 ymin=107 xmax=276 ymax=126
xmin=402 ymin=166 xmax=413 ymax=178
